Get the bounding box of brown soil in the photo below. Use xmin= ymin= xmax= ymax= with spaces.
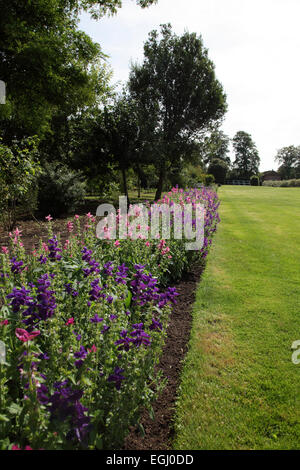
xmin=0 ymin=217 xmax=84 ymax=252
xmin=124 ymin=262 xmax=204 ymax=450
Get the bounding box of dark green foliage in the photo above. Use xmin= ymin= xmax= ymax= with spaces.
xmin=37 ymin=162 xmax=86 ymax=217
xmin=263 ymin=179 xmax=300 ymax=187
xmin=250 ymin=175 xmax=259 ymax=186
xmin=0 ymin=137 xmax=41 ymax=229
xmin=232 ymin=131 xmax=260 ymax=179
xmin=129 ymin=24 xmax=227 ymax=200
xmin=201 ymin=130 xmax=231 ymax=166
xmin=208 ymin=158 xmax=228 ymax=184
xmin=204 ymin=174 xmax=215 ymax=186
xmin=275 ymin=146 xmax=300 ymax=180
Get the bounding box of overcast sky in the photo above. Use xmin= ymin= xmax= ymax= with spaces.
xmin=80 ymin=0 xmax=300 ymax=172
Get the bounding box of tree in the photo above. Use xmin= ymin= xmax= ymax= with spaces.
xmin=71 ymin=91 xmax=148 ymax=203
xmin=232 ymin=131 xmax=260 ymax=179
xmin=128 ymin=24 xmax=227 ymax=200
xmin=275 ymin=145 xmax=300 ymax=180
xmin=0 ymin=0 xmax=156 ymax=142
xmin=0 ymin=137 xmax=41 ymax=229
xmin=208 ymin=158 xmax=228 ymax=184
xmin=0 ymin=1 xmax=102 ymax=141
xmin=201 ymin=129 xmax=231 ymax=166
xmin=250 ymin=175 xmax=259 ymax=186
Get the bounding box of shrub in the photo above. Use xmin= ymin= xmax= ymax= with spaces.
xmin=263 ymin=179 xmax=300 ymax=187
xmin=250 ymin=175 xmax=259 ymax=186
xmin=204 ymin=174 xmax=215 ymax=186
xmin=0 ymin=137 xmax=41 ymax=230
xmin=208 ymin=159 xmax=228 ymax=184
xmin=37 ymin=162 xmax=87 ymax=217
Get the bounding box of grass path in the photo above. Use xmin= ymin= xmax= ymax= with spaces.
xmin=173 ymin=186 xmax=300 ymax=450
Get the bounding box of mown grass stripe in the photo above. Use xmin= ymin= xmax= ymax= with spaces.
xmin=173 ymin=186 xmax=300 ymax=450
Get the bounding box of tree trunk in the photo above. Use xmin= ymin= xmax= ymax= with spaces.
xmin=137 ymin=168 xmax=141 ymax=199
xmin=121 ymin=167 xmax=130 ymax=207
xmin=155 ymin=166 xmax=165 ymax=201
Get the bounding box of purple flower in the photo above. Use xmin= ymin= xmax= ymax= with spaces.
xmin=89 ymin=279 xmax=105 ymax=302
xmin=48 ymin=236 xmax=62 ymax=261
xmin=103 ymin=261 xmax=114 ymax=277
xmin=74 ymin=346 xmax=87 ymax=369
xmin=115 ymin=330 xmax=132 ymax=351
xmin=39 ymin=352 xmax=50 ymax=360
xmin=101 ymin=325 xmax=110 ymax=334
xmin=158 ymin=287 xmax=179 ymax=308
xmin=130 ymin=266 xmax=160 ymax=306
xmin=37 ymin=383 xmax=49 ymax=405
xmin=10 ymin=257 xmax=25 ymax=274
xmin=129 ymin=323 xmax=151 ymax=348
xmin=65 ymin=283 xmax=79 ymax=297
xmin=115 ymin=264 xmax=129 ymax=284
xmin=73 ymin=331 xmax=82 ymax=341
xmin=107 ymin=367 xmax=126 ymax=390
xmin=47 ymin=381 xmax=91 ymax=443
xmin=90 ymin=314 xmax=103 ymax=323
xmin=6 ymin=286 xmax=33 ymax=313
xmin=149 ymin=318 xmax=163 ymax=331
xmin=81 ymin=247 xmax=100 ymax=276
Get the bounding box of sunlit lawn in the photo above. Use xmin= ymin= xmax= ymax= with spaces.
xmin=174 ymin=186 xmax=300 ymax=450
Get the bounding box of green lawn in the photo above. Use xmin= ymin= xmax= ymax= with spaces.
xmin=173 ymin=186 xmax=300 ymax=450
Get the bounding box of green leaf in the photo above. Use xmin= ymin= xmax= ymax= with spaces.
xmin=7 ymin=403 xmax=22 ymax=416
xmin=138 ymin=422 xmax=145 ymax=437
xmin=95 ymin=436 xmax=103 ymax=450
xmin=0 ymin=414 xmax=9 ymax=422
xmin=124 ymin=290 xmax=132 ymax=309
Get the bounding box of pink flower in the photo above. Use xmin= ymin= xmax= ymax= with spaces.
xmin=1 ymin=246 xmax=9 ymax=254
xmin=86 ymin=212 xmax=93 ymax=219
xmin=45 ymin=215 xmax=53 ymax=222
xmin=15 ymin=328 xmax=40 ymax=342
xmin=42 ymin=242 xmax=49 ymax=252
xmin=67 ymin=221 xmax=74 ymax=233
xmin=158 ymin=239 xmax=166 ymax=250
xmin=74 ymin=214 xmax=80 ymax=220
xmin=64 ymin=240 xmax=70 ymax=250
xmin=0 ymin=319 xmax=9 ymax=326
xmin=66 ymin=317 xmax=74 ymax=325
xmin=145 ymin=241 xmax=150 ymax=247
xmin=12 ymin=444 xmax=33 ymax=450
xmin=88 ymin=344 xmax=97 ymax=353
xmin=114 ymin=240 xmax=120 ymax=247
xmin=14 ymin=227 xmax=22 ymax=238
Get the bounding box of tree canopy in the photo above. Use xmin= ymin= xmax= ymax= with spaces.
xmin=200 ymin=129 xmax=231 ymax=166
xmin=0 ymin=0 xmax=156 ymax=141
xmin=129 ymin=23 xmax=227 ymax=199
xmin=232 ymin=131 xmax=260 ymax=179
xmin=275 ymin=145 xmax=300 ymax=180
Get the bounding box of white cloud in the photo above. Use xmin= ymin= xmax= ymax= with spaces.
xmin=80 ymin=0 xmax=300 ymax=171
